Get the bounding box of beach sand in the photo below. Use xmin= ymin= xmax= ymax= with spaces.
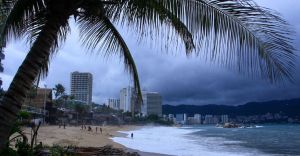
xmin=22 ymin=125 xmax=170 ymax=156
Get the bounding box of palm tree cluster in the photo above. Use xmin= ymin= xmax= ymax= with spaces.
xmin=0 ymin=0 xmax=296 ymax=149
xmin=53 ymin=83 xmax=65 ymax=99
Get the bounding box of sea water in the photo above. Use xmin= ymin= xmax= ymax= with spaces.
xmin=112 ymin=124 xmax=300 ymax=156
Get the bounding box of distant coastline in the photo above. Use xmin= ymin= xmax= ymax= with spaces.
xmin=163 ymin=98 xmax=300 ymax=124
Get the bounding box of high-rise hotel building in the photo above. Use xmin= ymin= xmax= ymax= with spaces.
xmin=70 ymin=72 xmax=93 ymax=104
xmin=141 ymin=92 xmax=162 ymax=117
xmin=120 ymin=87 xmax=134 ymax=112
xmin=120 ymin=87 xmax=139 ymax=113
xmin=108 ymin=98 xmax=120 ymax=110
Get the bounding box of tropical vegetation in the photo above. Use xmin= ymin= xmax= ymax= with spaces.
xmin=52 ymin=83 xmax=65 ymax=99
xmin=0 ymin=0 xmax=296 ymax=150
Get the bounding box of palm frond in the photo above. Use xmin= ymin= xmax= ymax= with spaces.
xmin=0 ymin=0 xmax=45 ymax=43
xmin=77 ymin=6 xmax=142 ymax=101
xmin=105 ymin=0 xmax=197 ymax=54
xmin=1 ymin=0 xmax=72 ymax=78
xmin=159 ymin=0 xmax=295 ymax=82
xmin=106 ymin=0 xmax=295 ymax=83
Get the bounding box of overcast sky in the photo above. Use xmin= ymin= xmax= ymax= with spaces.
xmin=1 ymin=0 xmax=299 ymax=105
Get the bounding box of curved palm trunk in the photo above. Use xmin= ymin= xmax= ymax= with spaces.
xmin=0 ymin=18 xmax=66 ymax=149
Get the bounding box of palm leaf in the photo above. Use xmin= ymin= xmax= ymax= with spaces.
xmin=106 ymin=0 xmax=196 ymax=54
xmin=77 ymin=5 xmax=142 ymax=101
xmin=1 ymin=0 xmax=72 ymax=78
xmin=0 ymin=0 xmax=45 ymax=42
xmin=162 ymin=0 xmax=295 ymax=82
xmin=107 ymin=0 xmax=295 ymax=83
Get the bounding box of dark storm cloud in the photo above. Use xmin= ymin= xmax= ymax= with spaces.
xmin=120 ymin=0 xmax=300 ymax=105
xmin=130 ymin=44 xmax=300 ymax=105
xmin=1 ymin=0 xmax=300 ymax=105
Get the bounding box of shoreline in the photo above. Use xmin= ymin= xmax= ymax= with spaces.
xmin=21 ymin=125 xmax=170 ymax=156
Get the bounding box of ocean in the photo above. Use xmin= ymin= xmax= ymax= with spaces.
xmin=112 ymin=124 xmax=300 ymax=156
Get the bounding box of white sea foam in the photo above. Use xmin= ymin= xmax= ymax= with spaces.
xmin=112 ymin=126 xmax=270 ymax=156
xmin=255 ymin=125 xmax=264 ymax=128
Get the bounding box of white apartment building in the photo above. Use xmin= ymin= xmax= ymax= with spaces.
xmin=174 ymin=113 xmax=187 ymax=124
xmin=70 ymin=71 xmax=93 ymax=105
xmin=203 ymin=115 xmax=219 ymax=124
xmin=141 ymin=92 xmax=162 ymax=117
xmin=221 ymin=115 xmax=229 ymax=123
xmin=194 ymin=114 xmax=202 ymax=124
xmin=108 ymin=98 xmax=120 ymax=110
xmin=120 ymin=87 xmax=138 ymax=112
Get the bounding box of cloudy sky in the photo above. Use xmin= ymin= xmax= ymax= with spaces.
xmin=1 ymin=0 xmax=300 ymax=105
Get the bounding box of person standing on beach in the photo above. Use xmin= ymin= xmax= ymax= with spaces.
xmin=63 ymin=122 xmax=66 ymax=129
xmin=131 ymin=133 xmax=133 ymax=139
xmin=100 ymin=127 xmax=102 ymax=134
xmin=96 ymin=127 xmax=98 ymax=133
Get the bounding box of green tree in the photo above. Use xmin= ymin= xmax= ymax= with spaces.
xmin=74 ymin=103 xmax=87 ymax=121
xmin=69 ymin=95 xmax=75 ymax=101
xmin=52 ymin=83 xmax=65 ymax=99
xmin=0 ymin=0 xmax=296 ymax=149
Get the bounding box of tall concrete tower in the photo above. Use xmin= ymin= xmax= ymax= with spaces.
xmin=70 ymin=71 xmax=93 ymax=105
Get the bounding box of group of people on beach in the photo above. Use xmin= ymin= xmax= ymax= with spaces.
xmin=57 ymin=123 xmax=134 ymax=139
xmin=57 ymin=122 xmax=103 ymax=134
xmin=81 ymin=124 xmax=102 ymax=134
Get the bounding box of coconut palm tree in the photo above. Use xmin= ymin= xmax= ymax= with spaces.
xmin=0 ymin=0 xmax=296 ymax=149
xmin=53 ymin=83 xmax=65 ymax=99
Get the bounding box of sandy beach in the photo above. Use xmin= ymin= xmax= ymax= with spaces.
xmin=21 ymin=125 xmax=169 ymax=156
xmin=23 ymin=125 xmax=134 ymax=148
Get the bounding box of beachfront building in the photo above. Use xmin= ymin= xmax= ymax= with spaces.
xmin=120 ymin=86 xmax=138 ymax=112
xmin=141 ymin=92 xmax=162 ymax=117
xmin=168 ymin=114 xmax=175 ymax=122
xmin=70 ymin=71 xmax=93 ymax=105
xmin=24 ymin=88 xmax=53 ymax=109
xmin=23 ymin=88 xmax=53 ymax=123
xmin=175 ymin=113 xmax=187 ymax=124
xmin=203 ymin=115 xmax=219 ymax=124
xmin=221 ymin=115 xmax=229 ymax=123
xmin=187 ymin=117 xmax=195 ymax=124
xmin=185 ymin=114 xmax=203 ymax=125
xmin=108 ymin=98 xmax=120 ymax=110
xmin=175 ymin=114 xmax=184 ymax=124
xmin=168 ymin=114 xmax=175 ymax=119
xmin=194 ymin=114 xmax=202 ymax=124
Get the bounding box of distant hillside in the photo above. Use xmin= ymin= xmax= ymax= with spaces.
xmin=162 ymin=98 xmax=300 ymax=117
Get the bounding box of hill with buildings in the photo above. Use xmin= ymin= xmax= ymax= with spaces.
xmin=162 ymin=98 xmax=300 ymax=117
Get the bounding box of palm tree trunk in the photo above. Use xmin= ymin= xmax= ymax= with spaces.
xmin=0 ymin=18 xmax=66 ymax=149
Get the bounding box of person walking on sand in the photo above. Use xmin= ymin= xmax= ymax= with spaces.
xmin=131 ymin=133 xmax=133 ymax=139
xmin=88 ymin=126 xmax=93 ymax=132
xmin=100 ymin=127 xmax=102 ymax=134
